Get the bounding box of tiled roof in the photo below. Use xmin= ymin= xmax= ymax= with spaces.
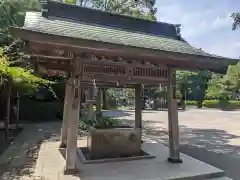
xmin=24 ymin=12 xmax=219 ymax=58
xmin=42 ymin=0 xmax=179 ymax=39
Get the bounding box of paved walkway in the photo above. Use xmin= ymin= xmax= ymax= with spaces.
xmin=0 ymin=109 xmax=239 ymax=179
xmin=105 ymin=109 xmax=240 ymax=180
xmin=0 ymin=123 xmax=61 ymax=180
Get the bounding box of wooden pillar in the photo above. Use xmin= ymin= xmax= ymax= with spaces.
xmin=102 ymin=88 xmax=108 ymax=110
xmin=5 ymin=80 xmax=11 ymax=141
xmin=96 ymin=88 xmax=102 ymax=121
xmin=135 ymin=85 xmax=142 ymax=142
xmin=65 ymin=54 xmax=82 ymax=174
xmin=65 ymin=78 xmax=81 ymax=174
xmin=167 ymin=67 xmax=182 ymax=163
xmin=60 ymin=80 xmax=72 ymax=148
xmin=16 ymin=92 xmax=20 ymax=128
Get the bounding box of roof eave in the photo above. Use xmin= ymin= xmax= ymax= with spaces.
xmin=10 ymin=27 xmax=239 ymax=74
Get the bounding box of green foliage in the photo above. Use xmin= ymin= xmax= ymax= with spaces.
xmin=66 ymin=0 xmax=156 ymax=19
xmin=176 ymin=70 xmax=211 ymax=102
xmin=0 ymin=0 xmax=41 ymax=45
xmin=206 ymin=64 xmax=240 ymax=100
xmin=90 ymin=0 xmax=156 ymax=15
xmin=107 ymin=88 xmax=134 ymax=99
xmin=0 ymin=0 xmax=50 ymax=96
xmin=225 ymin=63 xmax=240 ymax=90
xmin=229 ymin=100 xmax=240 ymax=106
xmin=202 ymin=100 xmax=240 ymax=109
xmin=64 ymin=0 xmax=77 ymax=4
xmin=231 ymin=12 xmax=240 ymax=30
xmin=206 ymin=74 xmax=231 ymax=100
xmin=79 ymin=116 xmax=119 ymax=130
xmin=0 ymin=49 xmax=53 ymax=95
xmin=185 ymin=101 xmax=197 ymax=106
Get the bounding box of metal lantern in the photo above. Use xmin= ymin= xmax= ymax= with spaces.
xmin=92 ymin=79 xmax=98 ymax=98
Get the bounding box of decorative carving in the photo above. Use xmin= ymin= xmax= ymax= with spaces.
xmin=82 ymin=56 xmax=168 ymax=80
xmin=30 ymin=54 xmax=169 ymax=84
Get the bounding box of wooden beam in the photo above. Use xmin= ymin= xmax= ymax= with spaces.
xmin=11 ymin=28 xmax=236 ymax=72
xmin=27 ymin=41 xmax=228 ymax=73
xmin=35 ymin=62 xmax=168 ymax=85
xmin=29 ymin=42 xmax=168 ymax=68
xmin=82 ymin=74 xmax=167 ymax=85
xmin=30 ymin=54 xmax=167 ymax=69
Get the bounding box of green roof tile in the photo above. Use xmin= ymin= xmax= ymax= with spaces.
xmin=24 ymin=12 xmax=218 ymax=58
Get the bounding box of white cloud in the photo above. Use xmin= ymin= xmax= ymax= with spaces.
xmin=158 ymin=4 xmax=232 ymax=38
xmin=156 ymin=1 xmax=239 ymax=58
xmin=211 ymin=14 xmax=232 ymax=30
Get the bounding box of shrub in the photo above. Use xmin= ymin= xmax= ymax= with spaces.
xmin=202 ymin=100 xmax=240 ymax=109
xmin=185 ymin=101 xmax=197 ymax=106
xmin=229 ymin=100 xmax=240 ymax=106
xmin=78 ymin=116 xmax=119 ymax=131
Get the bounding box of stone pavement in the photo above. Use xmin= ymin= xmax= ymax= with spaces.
xmin=105 ymin=109 xmax=240 ymax=180
xmin=1 ymin=109 xmax=240 ymax=179
xmin=104 ymin=109 xmax=240 ymax=153
xmin=35 ymin=136 xmax=226 ymax=180
xmin=0 ymin=122 xmax=61 ymax=180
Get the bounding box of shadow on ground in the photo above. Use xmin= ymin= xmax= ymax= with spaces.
xmin=136 ymin=119 xmax=240 ymax=180
xmin=116 ymin=117 xmax=240 ymax=157
xmin=103 ymin=110 xmax=159 ymax=118
xmin=0 ymin=123 xmax=61 ymax=180
xmin=103 ymin=110 xmax=133 ymax=118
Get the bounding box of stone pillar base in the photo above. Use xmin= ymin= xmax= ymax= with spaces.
xmin=64 ymin=167 xmax=79 ymax=175
xmin=59 ymin=143 xmax=67 ymax=149
xmin=167 ymin=157 xmax=183 ymax=163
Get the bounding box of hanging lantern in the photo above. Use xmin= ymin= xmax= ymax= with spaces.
xmin=92 ymin=79 xmax=98 ymax=98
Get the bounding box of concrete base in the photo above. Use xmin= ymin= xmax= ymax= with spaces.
xmin=34 ymin=138 xmax=227 ymax=180
xmin=63 ymin=167 xmax=79 ymax=175
xmin=59 ymin=143 xmax=67 ymax=149
xmin=168 ymin=157 xmax=183 ymax=163
xmin=78 ymin=147 xmax=156 ymax=164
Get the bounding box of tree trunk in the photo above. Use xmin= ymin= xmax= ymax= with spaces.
xmin=16 ymin=92 xmax=20 ymax=128
xmin=5 ymin=81 xmax=11 ymax=141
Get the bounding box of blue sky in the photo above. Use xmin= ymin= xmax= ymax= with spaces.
xmin=155 ymin=0 xmax=240 ymax=58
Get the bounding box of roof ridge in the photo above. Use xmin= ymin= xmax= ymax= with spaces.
xmin=40 ymin=0 xmax=181 ymax=40
xmin=41 ymin=0 xmax=171 ymax=25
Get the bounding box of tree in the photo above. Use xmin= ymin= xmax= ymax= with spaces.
xmin=0 ymin=0 xmax=58 ymax=126
xmin=206 ymin=74 xmax=232 ymax=100
xmin=73 ymin=0 xmax=156 ymax=15
xmin=224 ymin=63 xmax=240 ymax=97
xmin=231 ymin=12 xmax=240 ymax=30
xmin=0 ymin=0 xmax=41 ymax=46
xmin=206 ymin=64 xmax=240 ymax=100
xmin=0 ymin=48 xmax=53 ymax=94
xmin=176 ymin=70 xmax=211 ymax=107
xmin=0 ymin=48 xmax=54 ymax=124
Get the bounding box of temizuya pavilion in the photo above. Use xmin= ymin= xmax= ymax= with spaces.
xmin=11 ymin=0 xmax=238 ymax=174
